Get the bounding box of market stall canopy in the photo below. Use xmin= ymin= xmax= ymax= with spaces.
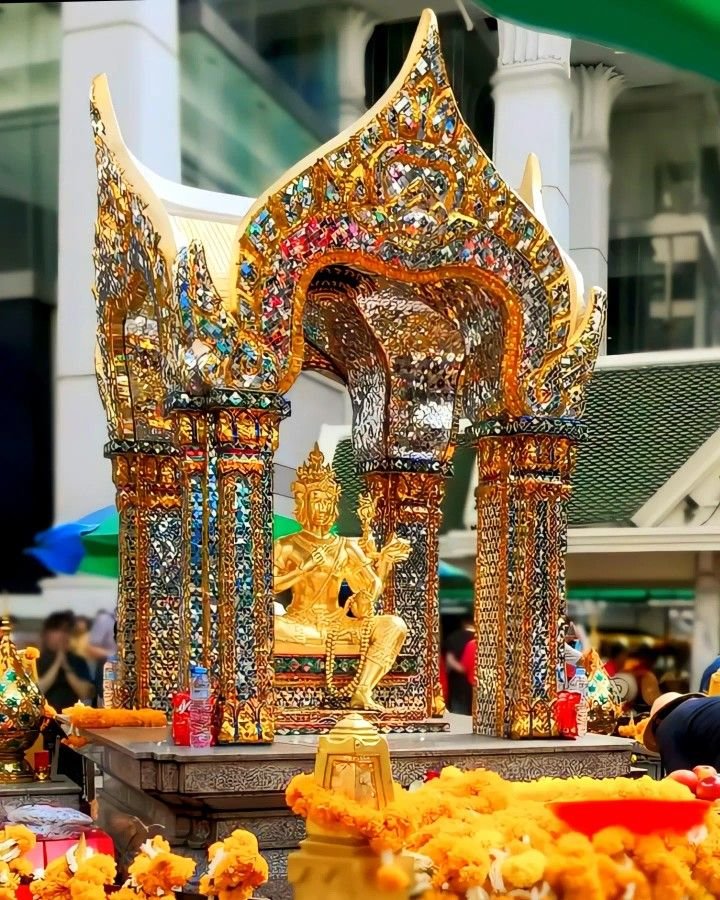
xmin=472 ymin=0 xmax=720 ymax=82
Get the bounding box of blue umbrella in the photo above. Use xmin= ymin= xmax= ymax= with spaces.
xmin=25 ymin=506 xmax=116 ymax=575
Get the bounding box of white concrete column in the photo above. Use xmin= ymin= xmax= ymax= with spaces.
xmin=692 ymin=551 xmax=720 ymax=691
xmin=327 ymin=6 xmax=376 ymax=130
xmin=570 ymin=65 xmax=625 ymax=299
xmin=55 ymin=1 xmax=180 ymax=524
xmin=493 ymin=23 xmax=572 ymax=248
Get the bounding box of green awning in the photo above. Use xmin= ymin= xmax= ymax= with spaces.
xmin=472 ymin=1 xmax=720 ymax=82
xmin=568 ymin=587 xmax=694 ymax=603
xmin=79 ymin=513 xmax=313 ymax=580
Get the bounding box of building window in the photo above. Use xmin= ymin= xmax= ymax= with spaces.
xmin=607 ymin=234 xmax=720 ymax=353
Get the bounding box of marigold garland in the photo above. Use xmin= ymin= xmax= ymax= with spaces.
xmin=0 ymin=825 xmax=37 ymax=878
xmin=199 ymin=829 xmax=268 ymax=900
xmin=62 ymin=705 xmax=166 ymax=729
xmin=286 ymin=767 xmax=720 ymax=898
xmin=618 ymin=718 xmax=649 ymax=741
xmin=61 ymin=736 xmax=89 ymax=750
xmin=113 ymin=836 xmax=195 ymax=900
xmin=30 ymin=840 xmax=116 ymax=900
xmin=0 ymin=862 xmax=19 ymax=900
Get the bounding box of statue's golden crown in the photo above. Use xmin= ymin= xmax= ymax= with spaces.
xmin=294 ymin=444 xmax=339 ymax=492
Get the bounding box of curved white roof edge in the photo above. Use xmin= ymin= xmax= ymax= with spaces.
xmin=133 ymin=153 xmax=256 ymax=225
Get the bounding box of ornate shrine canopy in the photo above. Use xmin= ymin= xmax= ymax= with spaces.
xmin=92 ymin=8 xmax=605 ymax=468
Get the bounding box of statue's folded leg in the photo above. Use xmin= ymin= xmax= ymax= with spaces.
xmin=350 ymin=615 xmax=408 ymax=710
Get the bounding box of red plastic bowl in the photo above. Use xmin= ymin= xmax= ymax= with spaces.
xmin=549 ymin=799 xmax=711 ymax=836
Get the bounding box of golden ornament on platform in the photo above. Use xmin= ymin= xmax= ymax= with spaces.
xmin=0 ymin=619 xmax=45 ymax=783
xmin=288 ymin=713 xmax=411 ymax=900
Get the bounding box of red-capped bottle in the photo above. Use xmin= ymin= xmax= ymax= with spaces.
xmin=171 ymin=690 xmax=191 ymax=746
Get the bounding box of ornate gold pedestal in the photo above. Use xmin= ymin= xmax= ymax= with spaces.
xmin=288 ymin=832 xmax=410 ymax=900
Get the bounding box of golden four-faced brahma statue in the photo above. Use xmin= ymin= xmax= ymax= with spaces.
xmin=273 ymin=446 xmax=410 ymax=710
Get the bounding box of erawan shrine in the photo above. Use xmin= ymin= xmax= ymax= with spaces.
xmin=6 ymin=9 xmax=720 ymax=900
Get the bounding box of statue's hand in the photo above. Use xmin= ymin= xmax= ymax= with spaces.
xmin=300 ymin=545 xmax=331 ymax=573
xmin=380 ymin=537 xmax=412 ymax=565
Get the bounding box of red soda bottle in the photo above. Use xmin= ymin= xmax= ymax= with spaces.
xmin=172 ymin=690 xmax=191 ymax=746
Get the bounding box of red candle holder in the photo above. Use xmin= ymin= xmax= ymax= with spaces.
xmin=33 ymin=750 xmax=50 ymax=781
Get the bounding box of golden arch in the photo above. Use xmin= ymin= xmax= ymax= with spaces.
xmin=223 ymin=9 xmax=602 ymax=423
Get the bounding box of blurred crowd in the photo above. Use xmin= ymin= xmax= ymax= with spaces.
xmin=440 ymin=619 xmax=691 ymax=717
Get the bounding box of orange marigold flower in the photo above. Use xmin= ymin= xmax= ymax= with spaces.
xmin=62 ymin=705 xmax=166 ymax=730
xmin=199 ymin=829 xmax=268 ymax=900
xmin=376 ymin=861 xmax=410 ymax=892
xmin=126 ymin=836 xmax=195 ymax=898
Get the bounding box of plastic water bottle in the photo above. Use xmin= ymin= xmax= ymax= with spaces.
xmin=102 ymin=656 xmax=118 ymax=708
xmin=568 ymin=666 xmax=589 ymax=738
xmin=189 ymin=666 xmax=213 ymax=748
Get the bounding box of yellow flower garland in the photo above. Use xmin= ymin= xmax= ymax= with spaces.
xmin=62 ymin=705 xmax=166 ymax=729
xmin=0 ymin=825 xmax=37 ymax=878
xmin=199 ymin=829 xmax=268 ymax=900
xmin=113 ymin=836 xmax=195 ymax=900
xmin=30 ymin=841 xmax=116 ymax=900
xmin=286 ymin=767 xmax=720 ymax=898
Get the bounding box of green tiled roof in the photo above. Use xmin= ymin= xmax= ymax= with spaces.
xmin=570 ymin=361 xmax=720 ymax=526
xmin=332 ymin=361 xmax=720 ymax=531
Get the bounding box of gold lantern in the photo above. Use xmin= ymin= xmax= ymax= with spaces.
xmin=0 ymin=619 xmax=45 ymax=782
xmin=288 ymin=714 xmax=411 ymax=900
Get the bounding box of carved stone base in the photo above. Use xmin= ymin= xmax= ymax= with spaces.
xmin=77 ymin=718 xmax=632 ymax=900
xmin=275 ymin=708 xmax=449 ymax=734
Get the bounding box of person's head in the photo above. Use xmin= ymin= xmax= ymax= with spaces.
xmin=292 ymin=445 xmax=341 ymax=535
xmin=644 ymin=691 xmax=705 ymax=752
xmin=630 ymin=643 xmax=656 ymax=669
xmin=608 ymin=641 xmax=629 ymax=666
xmin=41 ymin=612 xmax=74 ymax=653
xmin=72 ymin=616 xmax=90 ymax=638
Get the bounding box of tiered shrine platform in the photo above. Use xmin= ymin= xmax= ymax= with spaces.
xmin=79 ymin=716 xmax=633 ymax=900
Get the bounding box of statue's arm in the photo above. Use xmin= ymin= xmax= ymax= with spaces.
xmin=273 ymin=542 xmax=303 ymax=593
xmin=345 ymin=543 xmax=382 ymax=597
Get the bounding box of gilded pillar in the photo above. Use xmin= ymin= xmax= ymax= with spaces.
xmin=108 ymin=441 xmax=182 ymax=710
xmin=364 ymin=469 xmax=446 ymax=719
xmin=171 ymin=401 xmax=218 ymax=685
xmin=471 ymin=421 xmax=581 ymax=739
xmin=208 ymin=391 xmax=290 ymax=744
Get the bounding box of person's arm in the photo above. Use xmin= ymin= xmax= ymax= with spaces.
xmin=38 ymin=653 xmax=63 ymax=694
xmin=63 ymin=659 xmax=95 ymax=702
xmin=86 ymin=614 xmax=114 ymax=661
xmin=85 ymin=644 xmax=109 ymax=662
xmin=445 ymin=632 xmax=468 ymax=674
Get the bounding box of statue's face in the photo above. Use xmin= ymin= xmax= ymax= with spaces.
xmin=300 ymin=486 xmax=338 ymax=532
